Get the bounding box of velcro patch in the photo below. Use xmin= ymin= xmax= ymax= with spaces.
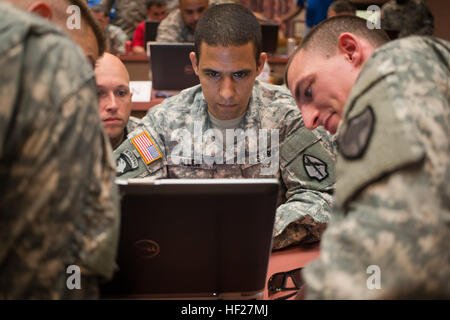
xmin=131 ymin=132 xmax=162 ymax=165
xmin=303 ymin=154 xmax=328 ymax=181
xmin=338 ymin=106 xmax=375 ymax=159
xmin=116 ymin=149 xmax=139 ymax=174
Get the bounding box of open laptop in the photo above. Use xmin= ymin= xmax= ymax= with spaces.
xmin=100 ymin=178 xmax=279 ymax=299
xmin=144 ymin=21 xmax=160 ymax=44
xmin=149 ymin=42 xmax=200 ymax=91
xmin=261 ymin=24 xmax=279 ymax=54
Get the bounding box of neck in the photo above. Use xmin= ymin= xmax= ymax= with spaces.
xmin=111 ymin=131 xmax=125 ymax=150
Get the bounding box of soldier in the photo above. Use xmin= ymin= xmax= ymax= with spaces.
xmin=286 ymin=16 xmax=450 ymax=298
xmin=115 ymin=3 xmax=336 ymax=250
xmin=381 ymin=0 xmax=434 ymax=38
xmin=156 ymin=0 xmax=209 ymax=42
xmin=327 ymin=0 xmax=356 ymax=18
xmin=91 ymin=4 xmax=128 ymax=55
xmin=101 ymin=0 xmax=148 ymax=40
xmin=0 ymin=0 xmax=120 ymax=299
xmin=95 ymin=52 xmax=140 ymax=149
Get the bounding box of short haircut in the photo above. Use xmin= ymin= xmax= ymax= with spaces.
xmin=146 ymin=0 xmax=166 ymax=10
xmin=329 ymin=0 xmax=356 ymax=15
xmin=285 ymin=16 xmax=390 ymax=87
xmin=71 ymin=0 xmax=106 ymax=55
xmin=194 ymin=3 xmax=262 ymax=64
xmin=91 ymin=4 xmax=107 ymax=16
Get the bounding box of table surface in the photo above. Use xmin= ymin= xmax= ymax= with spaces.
xmin=263 ymin=243 xmax=320 ymax=300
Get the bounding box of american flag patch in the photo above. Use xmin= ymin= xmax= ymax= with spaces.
xmin=131 ymin=132 xmax=162 ymax=165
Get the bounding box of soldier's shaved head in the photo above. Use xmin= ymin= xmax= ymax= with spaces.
xmin=3 ymin=0 xmax=105 ymax=64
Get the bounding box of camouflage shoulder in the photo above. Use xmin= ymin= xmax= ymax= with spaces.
xmin=335 ymin=67 xmax=427 ymax=208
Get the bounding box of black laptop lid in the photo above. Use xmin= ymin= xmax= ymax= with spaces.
xmin=145 ymin=21 xmax=160 ymax=44
xmin=261 ymin=24 xmax=279 ymax=54
xmin=150 ymin=42 xmax=200 ymax=91
xmin=101 ymin=179 xmax=279 ymax=299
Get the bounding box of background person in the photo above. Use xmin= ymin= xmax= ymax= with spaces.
xmin=327 ymin=0 xmax=356 ymax=18
xmin=156 ymin=0 xmax=209 ymax=42
xmin=381 ymin=0 xmax=434 ymax=38
xmin=91 ymin=4 xmax=128 ymax=55
xmin=95 ymin=53 xmax=140 ymax=149
xmin=131 ymin=0 xmax=168 ymax=55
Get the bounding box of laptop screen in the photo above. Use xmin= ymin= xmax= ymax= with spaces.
xmin=101 ymin=178 xmax=279 ymax=299
xmin=145 ymin=21 xmax=160 ymax=44
xmin=150 ymin=42 xmax=200 ymax=91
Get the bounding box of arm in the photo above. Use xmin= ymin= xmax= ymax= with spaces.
xmin=272 ymin=126 xmax=336 ymax=250
xmin=276 ymin=3 xmax=304 ymax=24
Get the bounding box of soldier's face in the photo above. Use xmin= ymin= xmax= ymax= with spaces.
xmin=287 ymin=49 xmax=358 ymax=134
xmin=190 ymin=42 xmax=265 ymax=120
xmin=95 ymin=54 xmax=133 ymax=147
xmin=179 ymin=0 xmax=208 ymax=31
xmin=147 ymin=4 xmax=167 ymax=21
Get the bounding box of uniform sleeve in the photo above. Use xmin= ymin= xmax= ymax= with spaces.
xmin=272 ymin=127 xmax=336 ymax=250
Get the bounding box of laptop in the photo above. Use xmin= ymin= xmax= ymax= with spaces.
xmin=100 ymin=178 xmax=279 ymax=299
xmin=149 ymin=42 xmax=200 ymax=91
xmin=144 ymin=21 xmax=160 ymax=44
xmin=261 ymin=24 xmax=279 ymax=54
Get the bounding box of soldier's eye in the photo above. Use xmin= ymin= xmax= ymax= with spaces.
xmin=233 ymin=71 xmax=249 ymax=80
xmin=206 ymin=71 xmax=220 ymax=79
xmin=116 ymin=89 xmax=129 ymax=97
xmin=304 ymin=86 xmax=313 ymax=98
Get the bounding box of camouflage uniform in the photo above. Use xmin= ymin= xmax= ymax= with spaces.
xmin=0 ymin=3 xmax=120 ymax=299
xmin=304 ymin=36 xmax=450 ymax=299
xmin=381 ymin=0 xmax=434 ymax=38
xmin=105 ymin=24 xmax=128 ymax=55
xmin=114 ymin=81 xmax=336 ymax=249
xmin=156 ymin=8 xmax=195 ymax=43
xmin=101 ymin=0 xmax=147 ymax=39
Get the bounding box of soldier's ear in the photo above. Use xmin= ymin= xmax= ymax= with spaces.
xmin=189 ymin=52 xmax=199 ymax=76
xmin=27 ymin=1 xmax=52 ymax=20
xmin=337 ymin=33 xmax=363 ymax=67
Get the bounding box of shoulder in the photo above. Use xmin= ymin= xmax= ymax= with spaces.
xmin=252 ymin=81 xmax=303 ymax=125
xmin=159 ymin=9 xmax=183 ymax=27
xmin=335 ymin=36 xmax=450 ymax=207
xmin=143 ymin=85 xmax=204 ymax=125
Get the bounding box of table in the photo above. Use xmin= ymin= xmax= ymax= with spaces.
xmin=264 ymin=242 xmax=320 ymax=300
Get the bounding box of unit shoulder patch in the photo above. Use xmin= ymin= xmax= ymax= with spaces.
xmin=338 ymin=106 xmax=375 ymax=160
xmin=303 ymin=154 xmax=328 ymax=182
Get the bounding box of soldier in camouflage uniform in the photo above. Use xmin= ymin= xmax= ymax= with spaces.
xmin=381 ymin=0 xmax=434 ymax=38
xmin=115 ymin=3 xmax=336 ymax=250
xmin=0 ymin=1 xmax=119 ymax=299
xmin=91 ymin=5 xmax=128 ymax=55
xmin=156 ymin=0 xmax=209 ymax=42
xmin=101 ymin=0 xmax=148 ymax=39
xmin=95 ymin=52 xmax=140 ymax=150
xmin=287 ymin=16 xmax=449 ymax=298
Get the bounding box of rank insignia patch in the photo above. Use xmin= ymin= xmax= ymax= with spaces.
xmin=131 ymin=132 xmax=162 ymax=165
xmin=116 ymin=149 xmax=139 ymax=174
xmin=303 ymin=154 xmax=328 ymax=181
xmin=338 ymin=106 xmax=375 ymax=159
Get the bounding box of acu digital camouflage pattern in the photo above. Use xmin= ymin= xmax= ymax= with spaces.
xmin=156 ymin=8 xmax=196 ymax=43
xmin=381 ymin=0 xmax=434 ymax=38
xmin=101 ymin=0 xmax=148 ymax=39
xmin=114 ymin=81 xmax=336 ymax=249
xmin=105 ymin=24 xmax=128 ymax=55
xmin=304 ymin=36 xmax=450 ymax=299
xmin=0 ymin=3 xmax=120 ymax=299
